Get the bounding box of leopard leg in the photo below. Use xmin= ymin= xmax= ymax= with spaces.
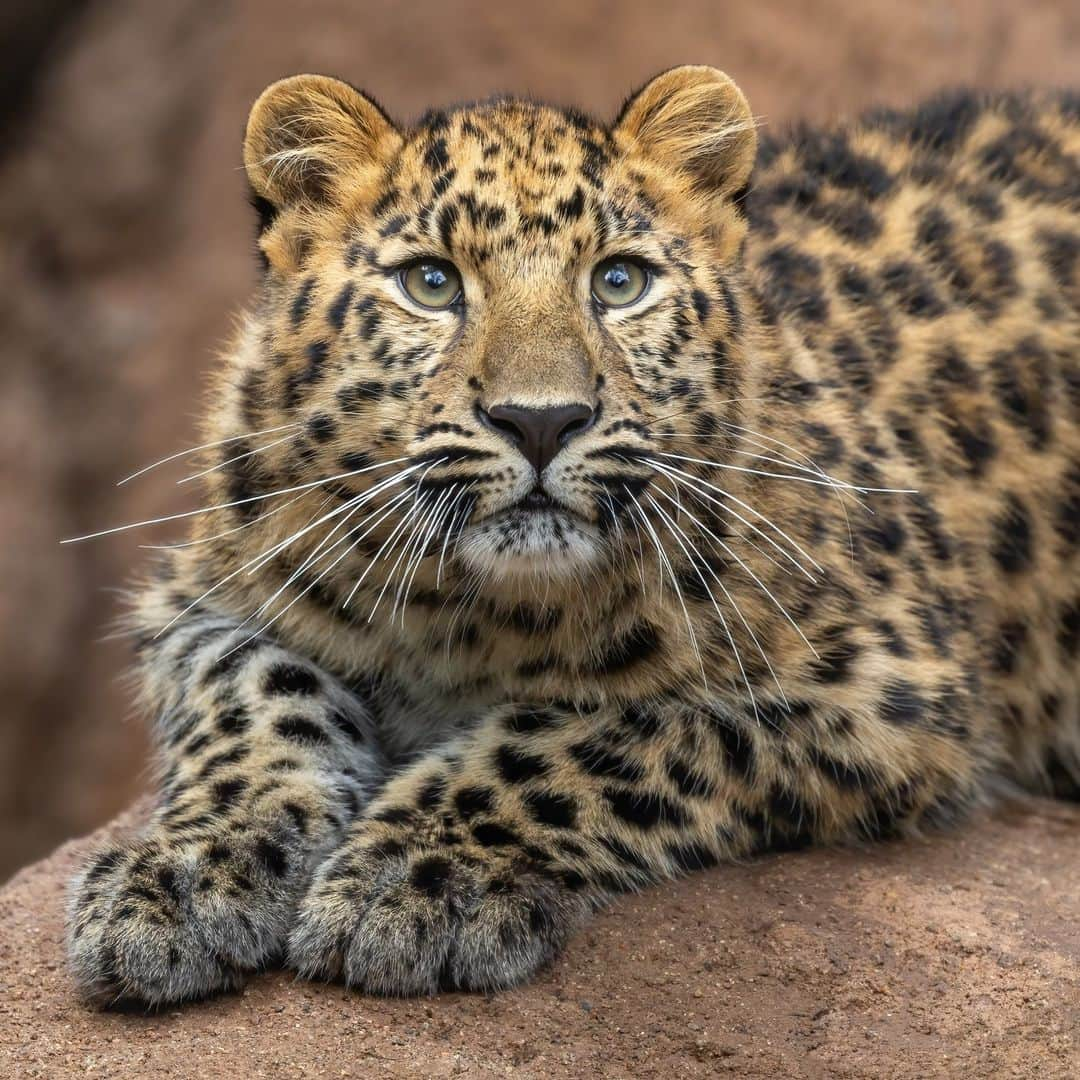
xmin=67 ymin=611 xmax=385 ymax=1007
xmin=288 ymin=689 xmax=989 ymax=996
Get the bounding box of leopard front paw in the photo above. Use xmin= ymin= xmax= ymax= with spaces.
xmin=288 ymin=841 xmax=590 ymax=996
xmin=67 ymin=829 xmax=301 ymax=1007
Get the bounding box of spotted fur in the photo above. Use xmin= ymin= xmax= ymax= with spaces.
xmin=67 ymin=68 xmax=1080 ymax=1005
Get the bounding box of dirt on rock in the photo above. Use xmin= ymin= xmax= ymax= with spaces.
xmin=1 ymin=798 xmax=1077 ymax=1078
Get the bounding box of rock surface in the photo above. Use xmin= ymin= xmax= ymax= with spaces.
xmin=5 ymin=0 xmax=1080 ymax=883
xmin=1 ymin=798 xmax=1077 ymax=1078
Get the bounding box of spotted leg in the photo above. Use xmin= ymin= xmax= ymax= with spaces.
xmin=67 ymin=613 xmax=385 ymax=1006
xmin=288 ymin=693 xmax=985 ymax=995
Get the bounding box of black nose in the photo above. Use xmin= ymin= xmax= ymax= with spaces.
xmin=478 ymin=402 xmax=598 ymax=474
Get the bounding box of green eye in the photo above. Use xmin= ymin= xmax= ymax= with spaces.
xmin=399 ymin=259 xmax=463 ymax=309
xmin=591 ymin=257 xmax=649 ymax=308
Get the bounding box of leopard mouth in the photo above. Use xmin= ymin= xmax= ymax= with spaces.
xmin=516 ymin=489 xmax=560 ymax=513
xmin=476 ymin=486 xmax=579 ymax=524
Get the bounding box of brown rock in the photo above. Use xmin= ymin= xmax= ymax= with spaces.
xmin=1 ymin=798 xmax=1077 ymax=1078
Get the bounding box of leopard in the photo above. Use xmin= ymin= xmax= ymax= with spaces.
xmin=66 ymin=65 xmax=1080 ymax=1005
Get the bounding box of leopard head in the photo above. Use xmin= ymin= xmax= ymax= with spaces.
xmin=228 ymin=67 xmax=759 ymax=593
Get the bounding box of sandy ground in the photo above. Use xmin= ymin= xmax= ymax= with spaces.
xmin=1 ymin=797 xmax=1077 ymax=1078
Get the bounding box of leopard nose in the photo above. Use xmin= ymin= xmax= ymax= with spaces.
xmin=478 ymin=402 xmax=598 ymax=474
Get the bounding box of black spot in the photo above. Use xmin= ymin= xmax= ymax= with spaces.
xmin=196 ymin=743 xmax=250 ymax=780
xmin=264 ymin=664 xmax=319 ymax=695
xmin=1039 ymin=229 xmax=1080 ymax=288
xmin=328 ymin=709 xmax=365 ymax=743
xmin=339 ymin=451 xmax=374 ymax=475
xmin=217 ymin=707 xmax=251 ymax=736
xmin=423 ymin=137 xmax=450 ymax=173
xmin=206 ymin=842 xmax=230 ymax=864
xmin=990 ymin=340 xmax=1052 ymax=449
xmin=809 ymin=640 xmax=861 ymax=683
xmin=337 ymin=380 xmax=385 ymax=412
xmin=254 ymin=838 xmax=288 ymax=877
xmin=863 ymin=516 xmax=906 ymax=554
xmin=879 ymin=681 xmax=926 ymax=726
xmin=947 ymin=413 xmax=997 ymax=476
xmin=880 ymin=260 xmax=945 ymax=318
xmin=909 ymin=494 xmax=953 ymax=562
xmin=503 ymin=708 xmax=557 ymax=734
xmin=524 ymin=791 xmax=578 ymax=829
xmin=760 ymin=244 xmax=829 ymax=323
xmin=814 ymin=196 xmax=881 ymax=244
xmin=290 ymin=276 xmax=316 ymax=327
xmin=495 ymin=745 xmax=550 ymax=783
xmin=328 ymin=282 xmax=355 ymax=331
xmin=707 ymin=711 xmax=755 ymax=782
xmin=85 ymin=849 xmax=124 ymax=883
xmin=503 ymin=604 xmax=561 ymax=636
xmin=1059 ymin=599 xmax=1080 ymax=658
xmin=666 ymin=756 xmax=714 ymax=798
xmin=587 ymin=621 xmax=661 ymax=674
xmin=990 ymin=495 xmax=1033 ymax=574
xmin=875 ymin=619 xmax=911 ymax=657
xmin=809 ymin=747 xmax=875 ymax=790
xmin=902 ymin=90 xmax=982 ymax=151
xmin=991 ymin=620 xmax=1028 ymax=674
xmin=667 ymin=842 xmax=720 ymax=873
xmin=556 ymin=185 xmax=586 ymax=221
xmin=1058 ymin=466 xmax=1080 ymax=549
xmin=797 ymin=129 xmax=894 ymax=198
xmin=568 ymin=740 xmax=645 ymax=783
xmin=416 ymin=776 xmax=446 ymax=811
xmin=618 ymin=703 xmax=663 ymax=739
xmin=472 ymin=821 xmax=520 ymax=847
xmin=212 ymin=776 xmax=248 ymax=809
xmin=274 ymin=716 xmax=329 ymax=745
xmin=831 ymin=335 xmax=874 ymax=393
xmin=604 ymin=788 xmax=687 ymax=829
xmin=453 ymin=786 xmax=495 ymax=819
xmin=306 ymin=413 xmax=337 ymax=444
xmin=410 ymin=855 xmax=452 ymax=897
xmin=766 ymin=786 xmax=815 ymax=847
xmin=283 ymin=802 xmax=309 ymax=834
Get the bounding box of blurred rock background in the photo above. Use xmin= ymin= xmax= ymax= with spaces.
xmin=2 ymin=0 xmax=1079 ymax=882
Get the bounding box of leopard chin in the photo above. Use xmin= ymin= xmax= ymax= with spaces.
xmin=454 ymin=508 xmax=604 ymax=581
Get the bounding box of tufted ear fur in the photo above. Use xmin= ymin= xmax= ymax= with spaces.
xmin=615 ymin=66 xmax=757 ymax=198
xmin=244 ymin=74 xmax=401 ymax=211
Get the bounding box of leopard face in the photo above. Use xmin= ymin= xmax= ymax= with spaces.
xmin=236 ymin=69 xmax=758 ymax=585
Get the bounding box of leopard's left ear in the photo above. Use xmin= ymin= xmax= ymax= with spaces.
xmin=615 ymin=66 xmax=757 ymax=198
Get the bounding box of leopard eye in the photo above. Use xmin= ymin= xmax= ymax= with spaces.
xmin=399 ymin=259 xmax=463 ymax=309
xmin=591 ymin=257 xmax=649 ymax=308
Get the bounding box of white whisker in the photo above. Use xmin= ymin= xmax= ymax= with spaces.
xmin=177 ymin=432 xmax=297 ymax=485
xmin=152 ymin=463 xmax=423 ymax=638
xmin=436 ymin=488 xmax=472 ymax=590
xmin=214 ymin=487 xmax=415 ymax=661
xmin=651 ymin=483 xmax=818 ymax=662
xmin=116 ymin=423 xmax=300 ymax=486
xmin=628 ymin=495 xmax=707 ymax=688
xmin=644 ymin=491 xmax=763 ymax=717
xmin=138 ymin=490 xmax=312 ymax=550
xmin=646 ymin=458 xmax=823 ymax=579
xmin=63 ymin=454 xmax=414 ymax=544
xmin=655 ymin=451 xmax=916 ymax=495
xmin=395 ymin=483 xmax=459 ymax=623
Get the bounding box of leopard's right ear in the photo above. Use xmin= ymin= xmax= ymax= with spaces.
xmin=243 ymin=74 xmax=401 ymax=212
